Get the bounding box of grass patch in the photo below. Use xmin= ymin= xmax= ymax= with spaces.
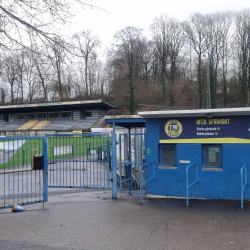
xmin=0 ymin=136 xmax=110 ymax=169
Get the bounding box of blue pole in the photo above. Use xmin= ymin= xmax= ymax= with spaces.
xmin=43 ymin=136 xmax=48 ymax=203
xmin=119 ymin=134 xmax=122 ymax=193
xmin=241 ymin=170 xmax=243 ymax=209
xmin=112 ymin=123 xmax=117 ymax=199
xmin=140 ymin=168 xmax=142 ymax=203
xmin=186 ymin=167 xmax=189 ymax=206
xmin=128 ymin=128 xmax=132 ymax=194
xmin=107 ymin=135 xmax=110 ymax=189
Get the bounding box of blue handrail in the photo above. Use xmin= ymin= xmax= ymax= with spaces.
xmin=140 ymin=161 xmax=155 ymax=203
xmin=186 ymin=162 xmax=198 ymax=206
xmin=240 ymin=163 xmax=247 ymax=209
xmin=119 ymin=162 xmax=144 ymax=193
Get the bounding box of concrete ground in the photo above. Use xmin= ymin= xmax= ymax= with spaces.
xmin=1 ymin=188 xmax=250 ymax=250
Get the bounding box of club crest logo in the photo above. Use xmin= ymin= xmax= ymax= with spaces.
xmin=165 ymin=120 xmax=182 ymax=138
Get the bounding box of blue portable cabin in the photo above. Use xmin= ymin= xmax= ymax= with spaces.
xmin=138 ymin=107 xmax=250 ymax=202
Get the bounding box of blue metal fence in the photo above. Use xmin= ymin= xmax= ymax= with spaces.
xmin=119 ymin=133 xmax=145 ymax=194
xmin=0 ymin=136 xmax=48 ymax=210
xmin=47 ymin=134 xmax=110 ymax=189
xmin=186 ymin=162 xmax=199 ymax=206
xmin=240 ymin=163 xmax=247 ymax=209
xmin=140 ymin=161 xmax=155 ymax=203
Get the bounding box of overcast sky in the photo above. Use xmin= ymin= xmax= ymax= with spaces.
xmin=65 ymin=0 xmax=250 ymax=55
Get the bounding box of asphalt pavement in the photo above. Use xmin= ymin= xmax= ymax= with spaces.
xmin=1 ymin=188 xmax=250 ymax=250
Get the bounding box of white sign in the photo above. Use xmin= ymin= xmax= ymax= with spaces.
xmin=54 ymin=145 xmax=72 ymax=156
xmin=179 ymin=160 xmax=191 ymax=164
xmin=91 ymin=128 xmax=113 ymax=134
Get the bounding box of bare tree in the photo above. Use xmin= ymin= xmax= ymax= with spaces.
xmin=15 ymin=51 xmax=26 ymax=103
xmin=234 ymin=10 xmax=250 ymax=106
xmin=182 ymin=13 xmax=207 ymax=108
xmin=0 ymin=87 xmax=6 ymax=104
xmin=108 ymin=26 xmax=144 ymax=114
xmin=202 ymin=12 xmax=233 ymax=108
xmin=21 ymin=49 xmax=40 ymax=103
xmin=135 ymin=38 xmax=150 ymax=84
xmin=48 ymin=38 xmax=68 ymax=101
xmin=0 ymin=1 xmax=103 ymax=51
xmin=214 ymin=12 xmax=233 ymax=107
xmin=32 ymin=46 xmax=54 ymax=102
xmin=151 ymin=16 xmax=186 ymax=106
xmin=1 ymin=54 xmax=19 ymax=104
xmin=72 ymin=30 xmax=101 ymax=97
xmin=167 ymin=18 xmax=185 ymax=106
xmin=150 ymin=15 xmax=171 ymax=102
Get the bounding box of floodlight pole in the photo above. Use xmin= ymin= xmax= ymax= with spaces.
xmin=207 ymin=53 xmax=211 ymax=109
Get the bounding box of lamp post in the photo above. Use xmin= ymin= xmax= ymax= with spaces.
xmin=207 ymin=53 xmax=211 ymax=109
xmin=202 ymin=52 xmax=212 ymax=109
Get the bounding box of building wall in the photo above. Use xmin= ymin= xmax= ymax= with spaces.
xmin=9 ymin=114 xmax=15 ymax=122
xmin=85 ymin=110 xmax=108 ymax=120
xmin=0 ymin=114 xmax=5 ymax=121
xmin=145 ymin=118 xmax=250 ymax=200
xmin=72 ymin=109 xmax=108 ymax=120
xmin=73 ymin=110 xmax=81 ymax=120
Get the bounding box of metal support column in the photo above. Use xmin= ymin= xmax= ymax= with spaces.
xmin=43 ymin=136 xmax=48 ymax=204
xmin=112 ymin=123 xmax=117 ymax=199
xmin=128 ymin=128 xmax=132 ymax=194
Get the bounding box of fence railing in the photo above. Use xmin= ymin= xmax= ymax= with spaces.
xmin=0 ymin=136 xmax=48 ymax=209
xmin=118 ymin=133 xmax=145 ymax=194
xmin=46 ymin=134 xmax=110 ymax=189
xmin=140 ymin=161 xmax=155 ymax=203
xmin=240 ymin=163 xmax=247 ymax=209
xmin=119 ymin=162 xmax=143 ymax=194
xmin=186 ymin=162 xmax=198 ymax=206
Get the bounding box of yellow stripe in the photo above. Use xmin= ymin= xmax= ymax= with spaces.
xmin=159 ymin=138 xmax=250 ymax=143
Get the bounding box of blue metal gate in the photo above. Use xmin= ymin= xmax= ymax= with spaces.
xmin=119 ymin=133 xmax=145 ymax=194
xmin=0 ymin=136 xmax=48 ymax=210
xmin=47 ymin=134 xmax=110 ymax=189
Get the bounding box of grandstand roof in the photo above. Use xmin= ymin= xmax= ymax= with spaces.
xmin=0 ymin=99 xmax=120 ymax=114
xmin=106 ymin=115 xmax=145 ymax=128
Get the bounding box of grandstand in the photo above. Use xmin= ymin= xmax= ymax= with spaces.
xmin=0 ymin=100 xmax=119 ymax=136
xmin=18 ymin=120 xmax=39 ymax=130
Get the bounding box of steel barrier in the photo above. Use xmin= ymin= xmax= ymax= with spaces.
xmin=240 ymin=163 xmax=247 ymax=209
xmin=140 ymin=161 xmax=155 ymax=203
xmin=0 ymin=136 xmax=48 ymax=209
xmin=47 ymin=134 xmax=110 ymax=189
xmin=119 ymin=133 xmax=145 ymax=194
xmin=186 ymin=162 xmax=198 ymax=206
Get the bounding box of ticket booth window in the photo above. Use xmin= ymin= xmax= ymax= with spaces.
xmin=159 ymin=144 xmax=176 ymax=166
xmin=203 ymin=145 xmax=222 ymax=168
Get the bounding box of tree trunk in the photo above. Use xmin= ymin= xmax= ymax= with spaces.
xmin=129 ymin=75 xmax=136 ymax=115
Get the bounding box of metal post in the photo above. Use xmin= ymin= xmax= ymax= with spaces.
xmin=43 ymin=136 xmax=48 ymax=205
xmin=140 ymin=167 xmax=143 ymax=203
xmin=186 ymin=167 xmax=189 ymax=206
xmin=112 ymin=123 xmax=117 ymax=199
xmin=107 ymin=136 xmax=110 ymax=189
xmin=207 ymin=53 xmax=211 ymax=109
xmin=128 ymin=128 xmax=132 ymax=194
xmin=119 ymin=134 xmax=122 ymax=192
